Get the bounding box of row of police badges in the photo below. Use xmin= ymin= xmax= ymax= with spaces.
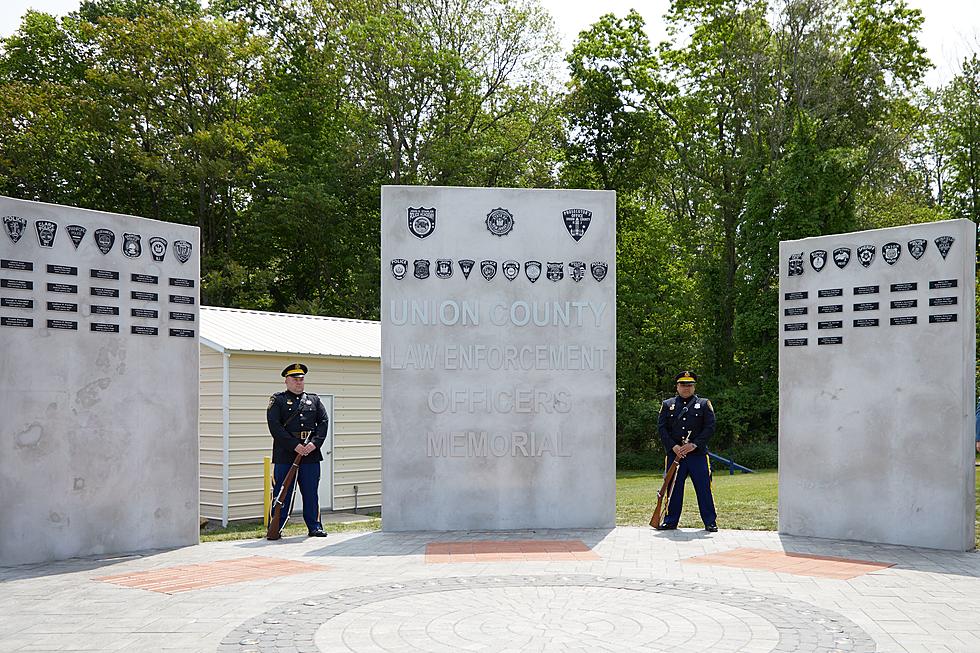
xmin=407 ymin=207 xmax=594 ymax=242
xmin=2 ymin=216 xmax=192 ymax=263
xmin=391 ymin=259 xmax=608 ymax=282
xmin=788 ymin=237 xmax=954 ymax=275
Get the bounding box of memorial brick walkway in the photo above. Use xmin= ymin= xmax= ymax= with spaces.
xmin=1 ymin=526 xmax=978 ymax=652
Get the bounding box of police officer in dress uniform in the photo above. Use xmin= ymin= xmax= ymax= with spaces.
xmin=267 ymin=363 xmax=330 ymax=537
xmin=655 ymin=371 xmax=718 ymax=532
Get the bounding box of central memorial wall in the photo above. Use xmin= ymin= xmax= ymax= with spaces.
xmin=381 ymin=186 xmax=616 ymax=531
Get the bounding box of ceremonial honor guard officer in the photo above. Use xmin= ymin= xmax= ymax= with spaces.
xmin=656 ymin=371 xmax=718 ymax=532
xmin=267 ymin=363 xmax=330 ymax=537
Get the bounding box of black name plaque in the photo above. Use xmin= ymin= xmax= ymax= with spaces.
xmin=131 ymin=308 xmax=159 ymax=318
xmin=818 ymin=321 xmax=843 ymax=329
xmin=131 ymin=326 xmax=159 ymax=336
xmin=169 ymin=294 xmax=194 ymax=305
xmin=131 ymin=291 xmax=158 ymax=302
xmin=91 ymin=323 xmax=120 ymax=333
xmin=47 ymin=283 xmax=77 ymax=294
xmin=1 ymin=316 xmax=32 ymax=327
xmin=853 ymin=285 xmax=879 ymax=295
xmin=1 ymin=279 xmax=33 ymax=290
xmin=783 ymin=338 xmax=808 ymax=347
xmin=1 ymin=297 xmax=33 ymax=309
xmin=90 ymin=269 xmax=119 ymax=280
xmin=47 ymin=302 xmax=77 ymax=312
xmin=91 ymin=305 xmax=119 ymax=315
xmin=929 ymin=314 xmax=957 ymax=323
xmin=783 ymin=322 xmax=808 ymax=331
xmin=890 ymin=316 xmax=917 ymax=326
xmin=817 ymin=288 xmax=843 ymax=297
xmin=169 ymin=328 xmax=195 ymax=338
xmin=929 ymin=296 xmax=957 ymax=306
xmin=784 ymin=291 xmax=808 ymax=301
xmin=131 ymin=273 xmax=159 ymax=284
xmin=929 ymin=279 xmax=957 ymax=289
xmin=169 ymin=311 xmax=194 ymax=321
xmin=890 ymin=299 xmax=917 ymax=309
xmin=91 ymin=287 xmax=120 ymax=298
xmin=853 ymin=318 xmax=879 ymax=327
xmin=169 ymin=277 xmax=195 ymax=288
xmin=890 ymin=282 xmax=917 ymax=292
xmin=46 ymin=264 xmax=77 ymax=276
xmin=818 ymin=337 xmax=843 ymax=345
xmin=47 ymin=319 xmax=78 ymax=330
xmin=1 ymin=259 xmax=33 ymax=271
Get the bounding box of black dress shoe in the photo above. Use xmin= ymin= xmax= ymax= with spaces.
xmin=654 ymin=523 xmax=677 ymax=531
xmin=705 ymin=524 xmax=718 ymax=533
xmin=308 ymin=529 xmax=327 ymax=537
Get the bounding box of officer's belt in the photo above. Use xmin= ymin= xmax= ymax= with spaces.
xmin=295 ymin=430 xmax=312 ymax=438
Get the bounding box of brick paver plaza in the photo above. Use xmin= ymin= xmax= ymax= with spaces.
xmin=2 ymin=526 xmax=978 ymax=652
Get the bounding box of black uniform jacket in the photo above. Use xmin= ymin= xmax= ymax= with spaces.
xmin=267 ymin=390 xmax=329 ymax=464
xmin=658 ymin=394 xmax=715 ymax=454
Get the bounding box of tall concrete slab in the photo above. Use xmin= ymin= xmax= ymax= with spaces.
xmin=381 ymin=186 xmax=616 ymax=531
xmin=0 ymin=196 xmax=200 ymax=565
xmin=778 ymin=219 xmax=976 ymax=551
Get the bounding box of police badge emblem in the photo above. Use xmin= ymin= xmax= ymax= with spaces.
xmin=173 ymin=239 xmax=192 ymax=263
xmin=907 ymin=239 xmax=927 ymax=260
xmin=94 ymin=228 xmax=115 ymax=254
xmin=502 ymin=260 xmax=519 ymax=281
xmin=934 ymin=236 xmax=954 ymax=259
xmin=832 ymin=247 xmax=850 ymax=269
xmin=857 ymin=245 xmax=875 ymax=267
xmin=3 ymin=215 xmax=27 ymax=243
xmin=435 ymin=259 xmax=453 ymax=279
xmin=525 ymin=260 xmax=542 ymax=283
xmin=408 ymin=207 xmax=435 ymax=239
xmin=485 ymin=208 xmax=514 ymax=236
xmin=459 ymin=259 xmax=475 ymax=279
xmin=391 ymin=258 xmax=408 ymax=280
xmin=569 ymin=261 xmax=586 ymax=282
xmin=122 ymin=233 xmax=141 ymax=258
xmin=562 ymin=208 xmax=592 ymax=241
xmin=35 ymin=220 xmax=57 ymax=247
xmin=413 ymin=259 xmax=430 ymax=279
xmin=66 ymin=225 xmax=86 ymax=249
xmin=591 ymin=261 xmax=608 ymax=282
xmin=809 ymin=249 xmax=827 ymax=272
xmin=788 ymin=253 xmax=804 ymax=276
xmin=480 ymin=260 xmax=497 ymax=281
xmin=148 ymin=236 xmax=168 ymax=262
xmin=546 ymin=262 xmax=563 ymax=282
xmin=881 ymin=242 xmax=901 ymax=265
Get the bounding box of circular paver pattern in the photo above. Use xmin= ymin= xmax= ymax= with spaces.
xmin=219 ymin=574 xmax=876 ymax=653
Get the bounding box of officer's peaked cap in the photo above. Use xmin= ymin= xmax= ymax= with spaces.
xmin=282 ymin=363 xmax=308 ymax=377
xmin=674 ymin=370 xmax=698 ymax=384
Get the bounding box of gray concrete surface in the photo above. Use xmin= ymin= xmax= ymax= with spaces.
xmin=2 ymin=526 xmax=979 ymax=652
xmin=778 ymin=219 xmax=976 ymax=551
xmin=0 ymin=196 xmax=200 ymax=565
xmin=380 ymin=186 xmax=617 ymax=531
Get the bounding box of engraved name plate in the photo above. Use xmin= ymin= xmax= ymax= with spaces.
xmin=890 ymin=282 xmax=917 ymax=292
xmin=890 ymin=316 xmax=917 ymax=326
xmin=131 ymin=308 xmax=159 ymax=318
xmin=169 ymin=277 xmax=195 ymax=288
xmin=853 ymin=318 xmax=879 ymax=327
xmin=1 ymin=279 xmax=33 ymax=290
xmin=784 ymin=306 xmax=807 ymax=316
xmin=853 ymin=302 xmax=879 ymax=311
xmin=90 ymin=269 xmax=119 ymax=280
xmin=784 ymin=338 xmax=808 ymax=346
xmin=928 ymin=313 xmax=957 ymax=323
xmin=928 ymin=279 xmax=957 ymax=289
xmin=47 ymin=264 xmax=78 ymax=276
xmin=818 ymin=321 xmax=843 ymax=329
xmin=1 ymin=259 xmax=33 ymax=271
xmin=818 ymin=337 xmax=843 ymax=345
xmin=169 ymin=328 xmax=195 ymax=337
xmin=1 ymin=297 xmax=33 ymax=309
xmin=853 ymin=285 xmax=879 ymax=295
xmin=169 ymin=311 xmax=195 ymax=321
xmin=47 ymin=319 xmax=77 ymax=330
xmin=131 ymin=326 xmax=158 ymax=335
xmin=47 ymin=283 xmax=77 ymax=294
xmin=929 ymin=296 xmax=957 ymax=306
xmin=47 ymin=302 xmax=78 ymax=312
xmin=817 ymin=288 xmax=843 ymax=297
xmin=91 ymin=287 xmax=119 ymax=298
xmin=784 ymin=322 xmax=808 ymax=331
xmin=131 ymin=291 xmax=158 ymax=302
xmin=91 ymin=305 xmax=119 ymax=315
xmin=0 ymin=316 xmax=32 ymax=327
xmin=131 ymin=273 xmax=159 ymax=284
xmin=818 ymin=305 xmax=843 ymax=313
xmin=169 ymin=294 xmax=194 ymax=304
xmin=784 ymin=291 xmax=808 ymax=301
xmin=91 ymin=323 xmax=120 ymax=333
xmin=890 ymin=299 xmax=917 ymax=309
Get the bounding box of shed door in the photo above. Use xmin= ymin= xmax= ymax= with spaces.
xmin=291 ymin=394 xmax=334 ymax=515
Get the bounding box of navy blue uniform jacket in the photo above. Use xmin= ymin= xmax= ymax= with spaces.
xmin=658 ymin=395 xmax=715 ymax=454
xmin=267 ymin=390 xmax=329 ymax=464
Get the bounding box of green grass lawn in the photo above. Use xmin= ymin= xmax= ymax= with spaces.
xmin=201 ymin=470 xmax=980 ymax=547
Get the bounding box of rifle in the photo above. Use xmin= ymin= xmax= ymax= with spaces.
xmin=649 ymin=431 xmax=690 ymax=528
xmin=266 ymin=432 xmax=311 ymax=540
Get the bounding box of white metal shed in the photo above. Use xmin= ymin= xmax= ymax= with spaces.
xmin=198 ymin=306 xmax=381 ymax=525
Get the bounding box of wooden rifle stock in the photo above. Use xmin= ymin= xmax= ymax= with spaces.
xmin=266 ymin=432 xmax=312 ymax=541
xmin=649 ymin=458 xmax=681 ymax=528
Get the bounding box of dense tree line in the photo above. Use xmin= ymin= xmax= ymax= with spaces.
xmin=1 ymin=0 xmax=977 ymax=456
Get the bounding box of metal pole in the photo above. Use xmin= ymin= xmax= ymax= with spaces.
xmin=263 ymin=456 xmax=271 ymax=528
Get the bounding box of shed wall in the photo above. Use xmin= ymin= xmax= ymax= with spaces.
xmin=199 ymin=347 xmax=225 ymax=521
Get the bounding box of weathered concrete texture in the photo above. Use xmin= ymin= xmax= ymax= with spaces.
xmin=778 ymin=219 xmax=976 ymax=551
xmin=380 ymin=186 xmax=616 ymax=531
xmin=0 ymin=196 xmax=200 ymax=565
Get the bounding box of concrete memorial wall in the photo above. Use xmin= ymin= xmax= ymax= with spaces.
xmin=381 ymin=186 xmax=616 ymax=531
xmin=0 ymin=196 xmax=200 ymax=565
xmin=778 ymin=219 xmax=976 ymax=551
